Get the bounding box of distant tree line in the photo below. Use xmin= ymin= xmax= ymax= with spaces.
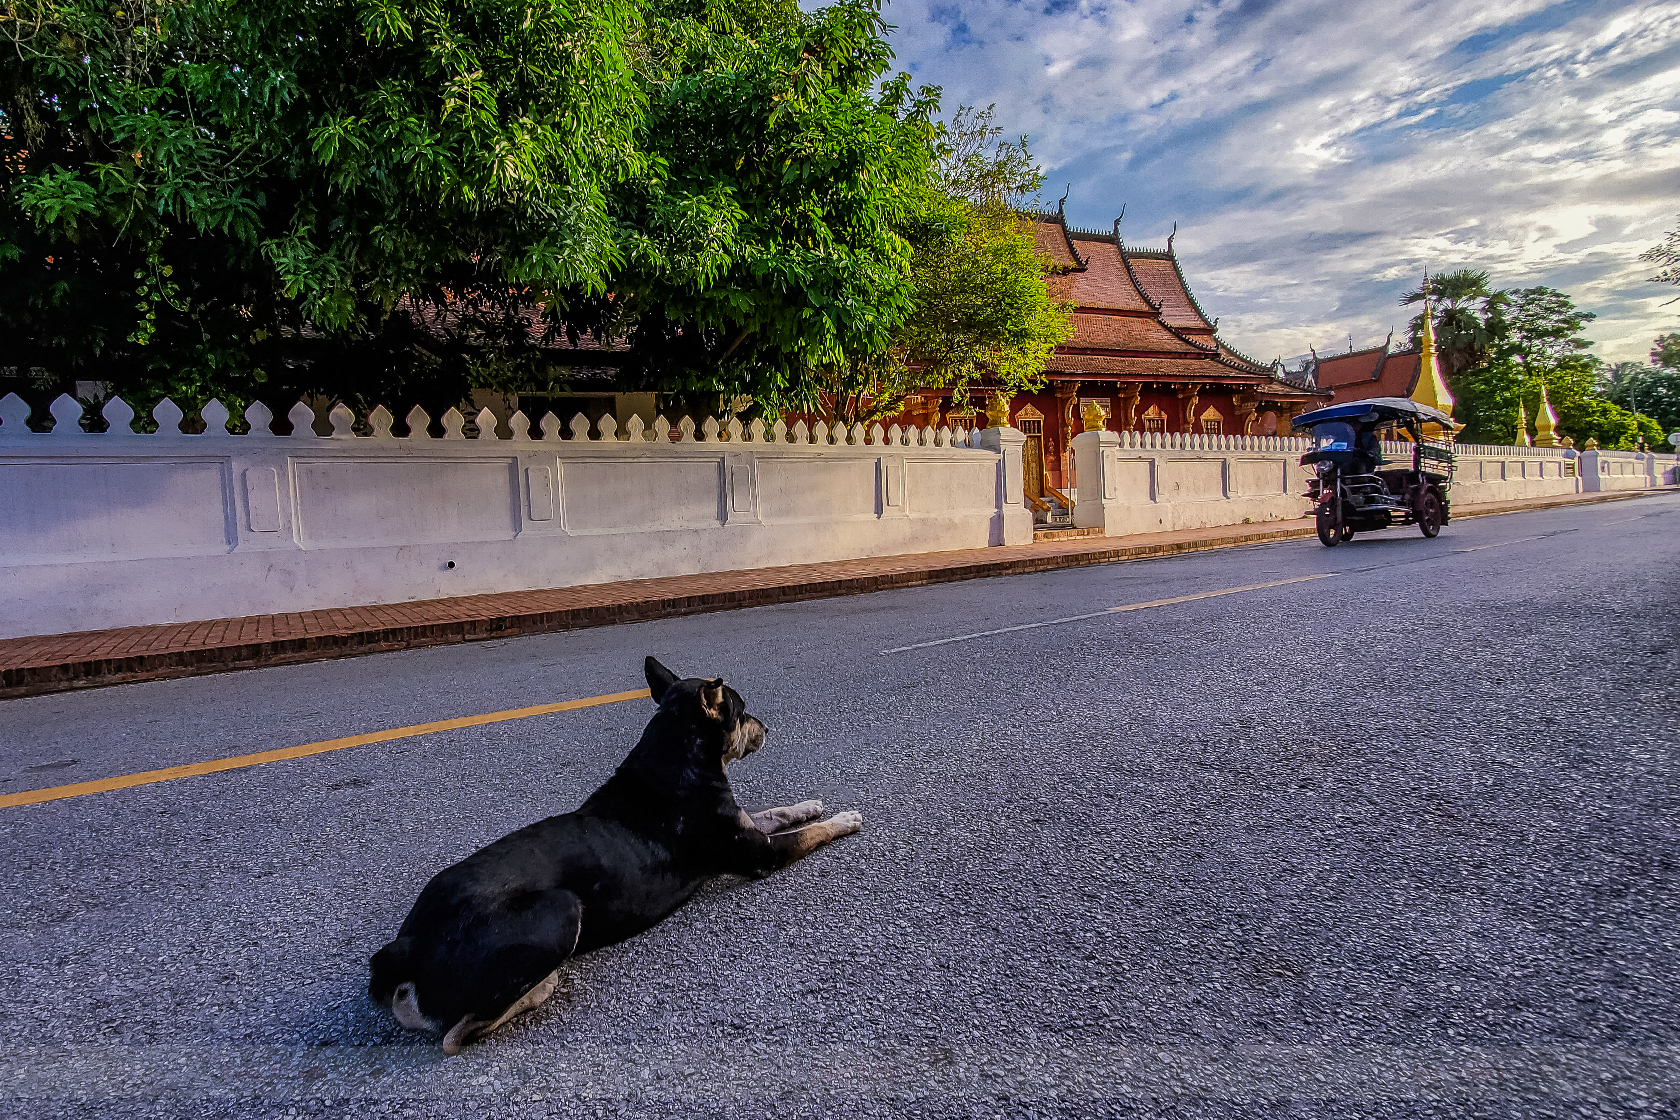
xmin=0 ymin=0 xmax=1070 ymax=428
xmin=1400 ymin=257 xmax=1678 ymax=451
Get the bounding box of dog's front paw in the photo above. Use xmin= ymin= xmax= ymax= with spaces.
xmin=825 ymin=810 xmax=863 ymax=837
xmin=790 ymin=799 xmax=825 ymax=823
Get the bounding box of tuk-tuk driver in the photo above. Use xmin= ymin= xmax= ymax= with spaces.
xmin=1350 ymin=422 xmax=1382 ymax=475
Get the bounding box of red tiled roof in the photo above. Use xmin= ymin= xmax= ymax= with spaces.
xmin=1314 ymin=345 xmax=1387 ymax=388
xmin=1032 ymin=220 xmax=1080 ymax=268
xmin=1024 ymin=213 xmax=1324 ymax=401
xmin=1045 ymin=354 xmax=1252 ymax=380
xmin=1066 ymin=313 xmax=1204 ymax=353
xmin=1126 ymin=255 xmax=1215 ymax=331
xmin=1214 ymin=341 xmax=1273 ymax=375
xmin=1316 ymin=344 xmax=1422 ymax=404
xmin=1059 ymin=237 xmax=1156 ymax=313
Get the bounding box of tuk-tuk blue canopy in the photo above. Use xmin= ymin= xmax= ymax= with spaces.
xmin=1292 ymin=397 xmax=1454 ymax=430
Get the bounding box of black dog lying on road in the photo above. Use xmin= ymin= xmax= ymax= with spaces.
xmin=369 ymin=657 xmax=863 ymax=1053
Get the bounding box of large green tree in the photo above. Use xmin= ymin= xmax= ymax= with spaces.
xmin=805 ymin=103 xmax=1073 ymax=425
xmin=2 ymin=0 xmax=647 ymax=424
xmin=1450 ymin=286 xmax=1664 ymax=449
xmin=1604 ymin=345 xmax=1680 ymax=450
xmin=4 ymin=0 xmax=953 ymax=428
xmin=556 ymin=0 xmax=941 ymax=415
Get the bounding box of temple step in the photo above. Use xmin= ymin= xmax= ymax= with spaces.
xmin=1034 ymin=526 xmax=1103 ymax=543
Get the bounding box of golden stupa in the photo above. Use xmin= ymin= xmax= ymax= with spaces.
xmin=1533 ymin=384 xmax=1558 ymax=447
xmin=1411 ymin=291 xmax=1457 ymax=432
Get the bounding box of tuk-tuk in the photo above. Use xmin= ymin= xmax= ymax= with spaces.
xmin=1293 ymin=397 xmax=1455 ymax=547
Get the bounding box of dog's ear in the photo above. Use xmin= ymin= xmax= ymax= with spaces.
xmin=645 ymin=656 xmax=678 ymax=702
xmin=699 ymin=679 xmax=728 ymax=723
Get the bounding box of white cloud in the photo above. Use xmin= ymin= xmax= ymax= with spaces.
xmin=882 ymin=0 xmax=1680 ymax=363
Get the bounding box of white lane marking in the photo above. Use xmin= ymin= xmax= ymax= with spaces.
xmin=1455 ymin=535 xmax=1542 ymax=552
xmin=880 ymin=575 xmax=1335 ymax=654
xmin=1453 ymin=527 xmax=1579 ymax=553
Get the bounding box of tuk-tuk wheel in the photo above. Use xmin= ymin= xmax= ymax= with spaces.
xmin=1316 ymin=505 xmax=1341 ymax=547
xmin=1418 ymin=491 xmax=1443 ymax=538
xmin=1340 ymin=524 xmax=1356 ymax=542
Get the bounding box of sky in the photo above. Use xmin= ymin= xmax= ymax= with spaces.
xmin=877 ymin=0 xmax=1680 ymax=367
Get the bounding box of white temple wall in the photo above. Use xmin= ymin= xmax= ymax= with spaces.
xmin=0 ymin=395 xmax=1008 ymax=639
xmin=1073 ymin=431 xmax=1673 ymax=535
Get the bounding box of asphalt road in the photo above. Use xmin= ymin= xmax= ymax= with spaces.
xmin=2 ymin=493 xmax=1677 ymax=1120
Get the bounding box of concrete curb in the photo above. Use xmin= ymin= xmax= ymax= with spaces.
xmin=0 ymin=488 xmax=1661 ymax=699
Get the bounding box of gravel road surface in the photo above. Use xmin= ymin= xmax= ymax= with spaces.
xmin=2 ymin=494 xmax=1677 ymax=1119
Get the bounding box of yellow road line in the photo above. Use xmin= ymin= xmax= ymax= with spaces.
xmin=1 ymin=687 xmax=652 ymax=810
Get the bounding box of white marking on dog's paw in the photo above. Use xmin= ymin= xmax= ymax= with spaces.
xmin=792 ymin=799 xmax=824 ymax=822
xmin=485 ymin=969 xmax=562 ymax=1034
xmin=442 ymin=1014 xmax=489 ymax=1056
xmin=826 ymin=810 xmax=863 ymax=836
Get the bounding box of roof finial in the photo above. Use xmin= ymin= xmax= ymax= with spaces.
xmin=1167 ymin=220 xmax=1178 ymax=252
xmin=1057 ymin=184 xmax=1071 ymax=220
xmin=1385 ymin=327 xmax=1393 ymax=350
xmin=1112 ymin=205 xmax=1127 ymax=244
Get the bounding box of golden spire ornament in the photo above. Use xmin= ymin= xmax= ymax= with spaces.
xmin=1533 ymin=384 xmax=1558 ymax=447
xmin=1410 ymin=283 xmax=1456 ymax=425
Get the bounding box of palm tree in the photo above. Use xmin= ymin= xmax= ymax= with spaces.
xmin=1400 ymin=269 xmax=1506 ymax=376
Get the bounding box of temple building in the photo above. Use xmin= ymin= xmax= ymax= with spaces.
xmin=899 ymin=205 xmax=1328 ymax=500
xmin=1308 ymin=291 xmax=1458 ymax=438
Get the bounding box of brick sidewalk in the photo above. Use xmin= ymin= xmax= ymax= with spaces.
xmin=0 ymin=488 xmax=1656 ymax=699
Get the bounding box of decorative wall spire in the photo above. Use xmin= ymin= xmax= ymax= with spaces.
xmin=1410 ymin=283 xmax=1456 ymax=421
xmin=1533 ymin=384 xmax=1558 ymax=447
xmin=1515 ymin=400 xmax=1530 ymax=446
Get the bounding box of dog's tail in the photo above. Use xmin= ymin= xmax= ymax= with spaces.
xmin=368 ymin=937 xmax=414 ymax=1006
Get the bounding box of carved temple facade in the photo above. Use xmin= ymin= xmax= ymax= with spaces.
xmin=891 ymin=207 xmax=1329 ymax=498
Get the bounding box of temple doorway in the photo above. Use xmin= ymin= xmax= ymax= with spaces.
xmin=1016 ymin=404 xmax=1046 ymax=498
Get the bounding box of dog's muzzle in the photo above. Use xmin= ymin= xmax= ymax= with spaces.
xmin=729 ymin=715 xmax=768 ymax=762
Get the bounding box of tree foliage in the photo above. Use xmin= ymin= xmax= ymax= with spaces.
xmin=1400 ymin=269 xmax=1506 ymax=378
xmin=6 ymin=0 xmax=1003 ymax=426
xmin=564 ymin=0 xmax=940 ymax=414
xmin=1604 ymin=349 xmax=1680 ymax=450
xmin=1640 ymin=217 xmax=1680 ymax=296
xmin=806 ymin=103 xmax=1072 ymax=425
xmin=1651 ymin=332 xmax=1680 ymax=370
xmin=2 ymin=0 xmax=647 ymax=420
xmin=1448 ymin=286 xmax=1666 ymax=449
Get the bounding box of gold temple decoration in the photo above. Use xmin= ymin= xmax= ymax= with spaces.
xmin=1515 ymin=401 xmax=1530 ymax=446
xmin=1533 ymin=384 xmax=1558 ymax=447
xmin=1410 ymin=286 xmax=1456 ymax=435
xmin=1584 ymin=437 xmax=1599 ymax=450
xmin=1081 ymin=399 xmax=1108 ymax=435
xmin=985 ymin=391 xmax=1012 ymax=429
